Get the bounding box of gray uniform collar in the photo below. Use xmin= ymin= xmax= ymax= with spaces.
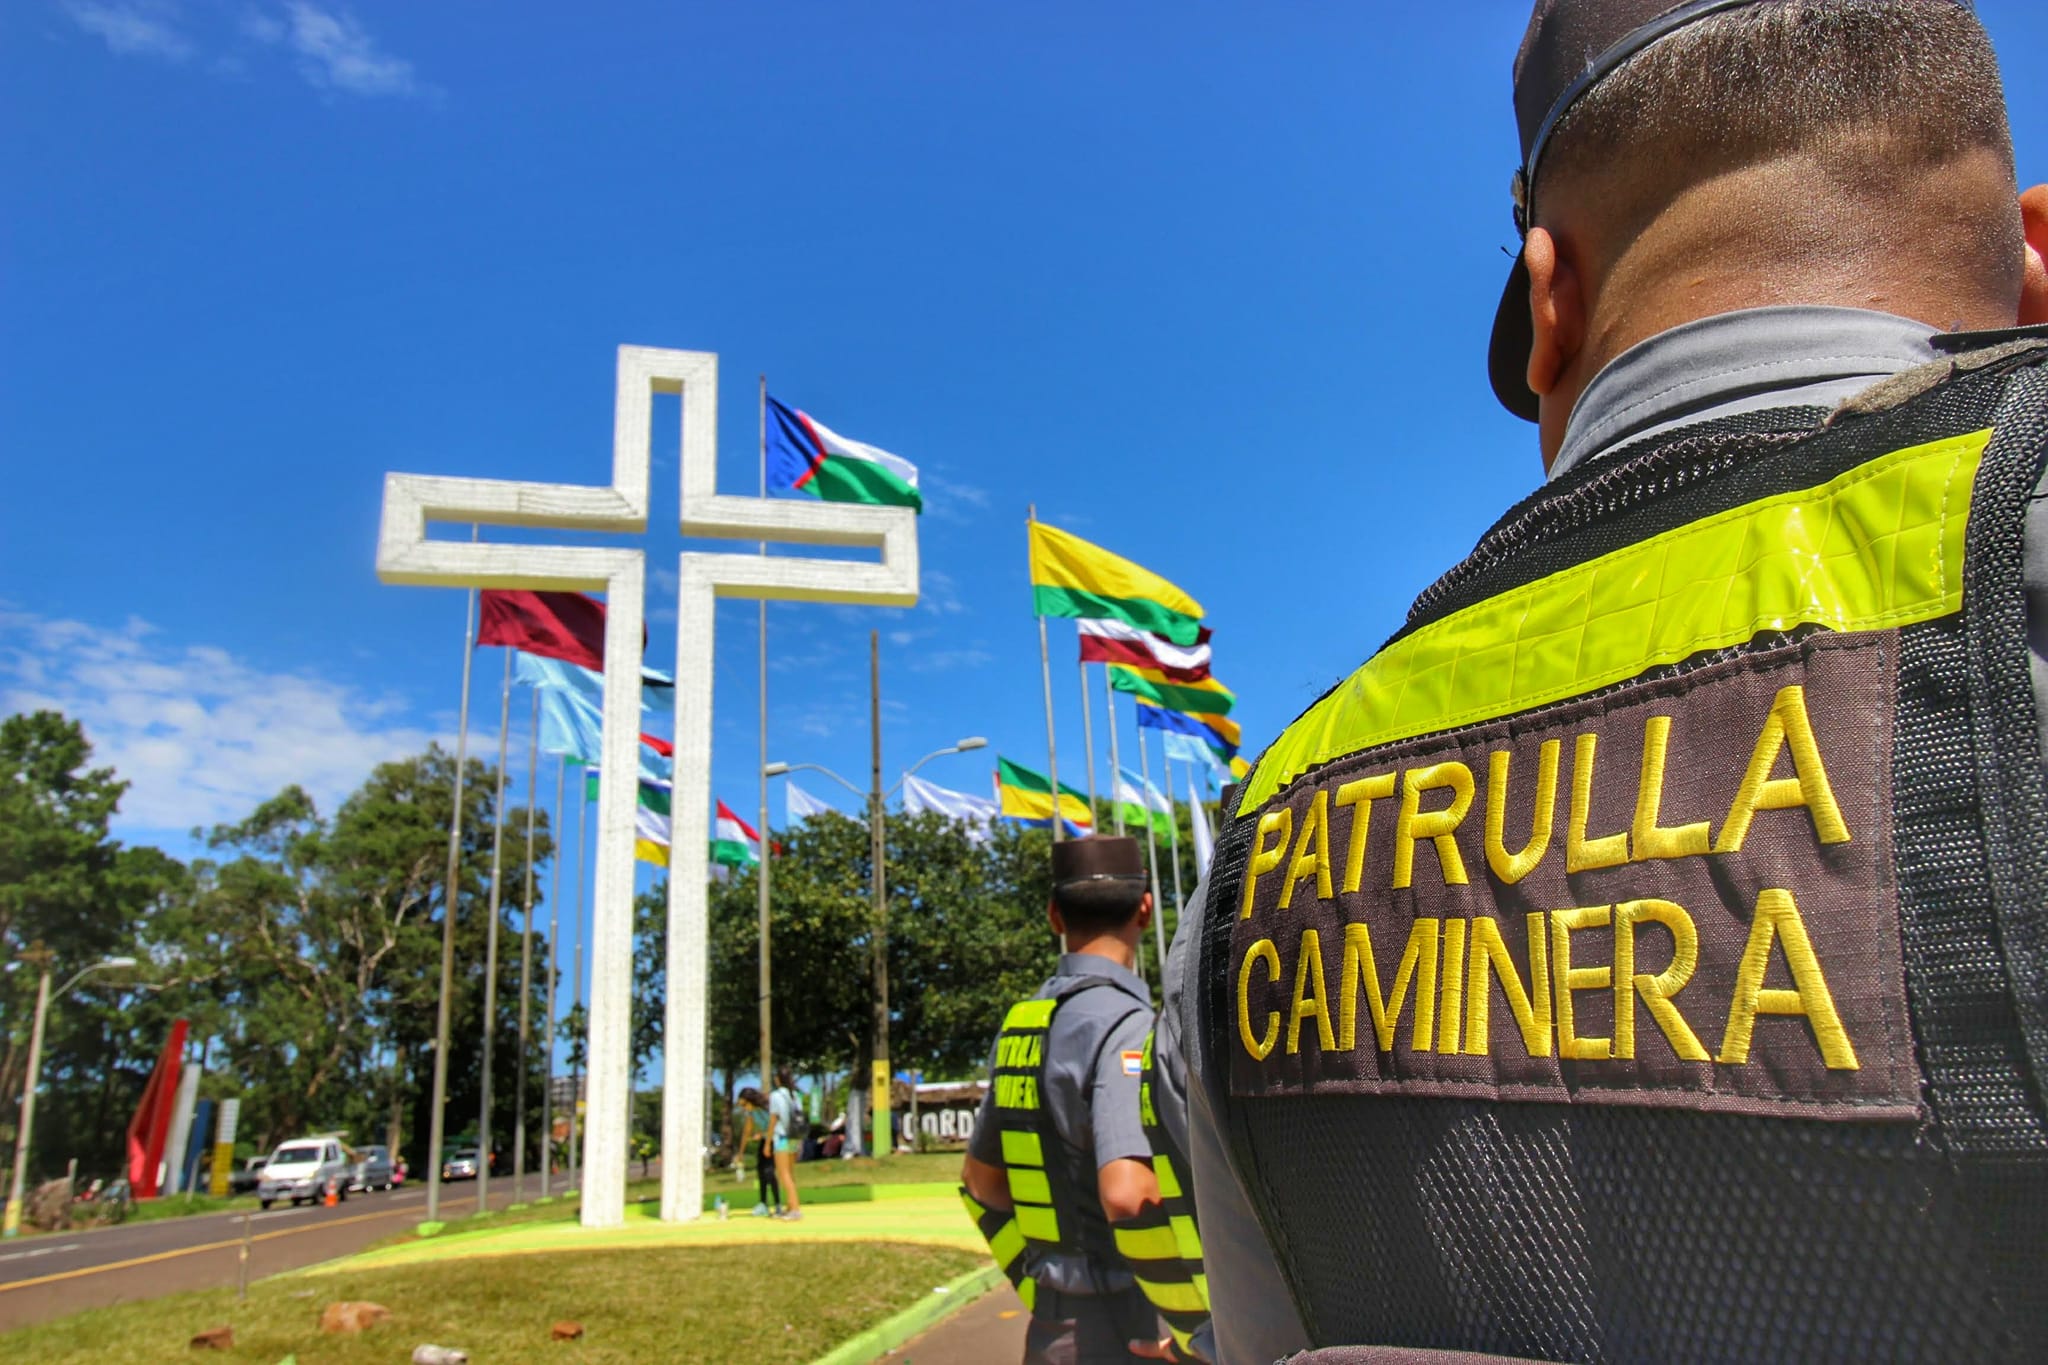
xmin=1551 ymin=306 xmax=1941 ymax=480
xmin=1055 ymin=951 xmax=1150 ymax=1003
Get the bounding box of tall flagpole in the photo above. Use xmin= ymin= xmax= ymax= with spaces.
xmin=1138 ymin=727 xmax=1168 ymax=972
xmin=1163 ymin=752 xmax=1186 ymax=931
xmin=427 ymin=525 xmax=480 ymax=1224
xmin=514 ymin=687 xmax=540 ymax=1202
xmin=757 ymin=373 xmax=774 ymax=1095
xmin=1078 ymin=660 xmax=1099 ymax=821
xmin=542 ymin=752 xmax=563 ymax=1199
xmin=477 ymin=646 xmax=513 ymax=1212
xmin=1104 ymin=667 xmax=1125 ymax=835
xmin=571 ymin=775 xmax=588 ymax=1191
xmin=1029 ymin=505 xmax=1063 ymax=842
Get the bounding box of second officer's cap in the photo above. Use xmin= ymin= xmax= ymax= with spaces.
xmin=1051 ymin=836 xmax=1148 ymax=887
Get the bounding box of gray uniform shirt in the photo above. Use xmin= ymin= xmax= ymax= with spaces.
xmin=1178 ymin=306 xmax=2048 ymax=1362
xmin=970 ymin=951 xmax=1157 ymax=1292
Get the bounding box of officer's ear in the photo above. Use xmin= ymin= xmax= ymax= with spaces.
xmin=1137 ymin=893 xmax=1153 ymax=930
xmin=1523 ymin=226 xmax=1585 ymax=402
xmin=1047 ymin=901 xmax=1065 ymax=938
xmin=2020 ymin=184 xmax=2048 ymax=327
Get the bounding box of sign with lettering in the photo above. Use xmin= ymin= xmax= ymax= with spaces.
xmin=1230 ymin=634 xmax=1917 ymax=1121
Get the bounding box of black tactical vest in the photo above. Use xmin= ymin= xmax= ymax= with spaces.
xmin=1200 ymin=343 xmax=2048 ymax=1363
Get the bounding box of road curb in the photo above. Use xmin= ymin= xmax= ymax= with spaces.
xmin=808 ymin=1263 xmax=1002 ymax=1365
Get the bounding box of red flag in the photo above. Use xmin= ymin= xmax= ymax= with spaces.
xmin=640 ymin=733 xmax=673 ymax=757
xmin=478 ymin=590 xmax=612 ymax=671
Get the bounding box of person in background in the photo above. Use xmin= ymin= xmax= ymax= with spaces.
xmin=736 ymin=1087 xmax=779 ymax=1218
xmin=769 ymin=1066 xmax=804 ymax=1222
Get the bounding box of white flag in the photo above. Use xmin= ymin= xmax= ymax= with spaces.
xmin=1187 ymin=764 xmax=1215 ymax=873
xmin=786 ymin=783 xmax=835 ymax=823
xmin=902 ymin=773 xmax=999 ymax=843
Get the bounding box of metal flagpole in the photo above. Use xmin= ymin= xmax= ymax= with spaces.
xmin=1103 ymin=666 xmax=1125 ymax=835
xmin=1029 ymin=506 xmax=1064 ymax=842
xmin=758 ymin=373 xmax=774 ymax=1097
xmin=427 ymin=525 xmax=480 ymax=1224
xmin=571 ymin=777 xmax=587 ymax=1191
xmin=513 ymin=687 xmax=539 ymax=1202
xmin=1138 ymin=728 xmax=1168 ymax=972
xmin=477 ymin=646 xmax=513 ymax=1212
xmin=542 ymin=752 xmax=563 ymax=1199
xmin=1163 ymin=752 xmax=1186 ymax=932
xmin=1078 ymin=660 xmax=1099 ymax=821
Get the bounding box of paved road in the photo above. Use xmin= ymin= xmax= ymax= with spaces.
xmin=898 ymin=1282 xmax=1029 ymax=1364
xmin=0 ymin=1177 xmax=557 ymax=1333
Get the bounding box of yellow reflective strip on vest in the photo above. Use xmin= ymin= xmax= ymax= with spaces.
xmin=1018 ymin=1277 xmax=1037 ymax=1310
xmin=1001 ymin=1129 xmax=1045 ymax=1168
xmin=1005 ymin=998 xmax=1057 ymax=1030
xmin=1239 ymin=428 xmax=1991 ymax=814
xmin=1015 ymin=1204 xmax=1062 ymax=1242
xmin=1008 ymin=1168 xmax=1053 ymax=1205
xmin=1192 ymin=1271 xmax=1209 ymax=1305
xmin=1170 ymin=1212 xmax=1202 ymax=1260
xmin=989 ymin=1217 xmax=1026 ymax=1268
xmin=1154 ymin=1152 xmax=1183 ymax=1200
xmin=1137 ymin=1275 xmax=1208 ymax=1313
xmin=1115 ymin=1222 xmax=1182 ymax=1262
xmin=1170 ymin=1324 xmax=1194 ymax=1351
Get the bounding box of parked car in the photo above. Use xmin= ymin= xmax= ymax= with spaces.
xmin=228 ymin=1157 xmax=267 ymax=1195
xmin=257 ymin=1138 xmax=353 ymax=1209
xmin=441 ymin=1147 xmax=480 ymax=1182
xmin=350 ymin=1144 xmax=396 ymax=1192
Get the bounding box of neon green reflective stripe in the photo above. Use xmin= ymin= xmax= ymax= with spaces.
xmin=1018 ymin=1277 xmax=1037 ymax=1310
xmin=1115 ymin=1222 xmax=1182 ymax=1262
xmin=1137 ymin=1275 xmax=1208 ymax=1313
xmin=989 ymin=1217 xmax=1026 ymax=1268
xmin=1170 ymin=1324 xmax=1194 ymax=1350
xmin=1239 ymin=428 xmax=1991 ymax=814
xmin=961 ymin=1190 xmax=987 ymax=1219
xmin=1005 ymin=999 xmax=1057 ymax=1030
xmin=1008 ymin=1169 xmax=1053 ymax=1205
xmin=1154 ymin=1153 xmax=1183 ymax=1200
xmin=1001 ymin=1130 xmax=1045 ymax=1167
xmin=1192 ymin=1272 xmax=1209 ymax=1305
xmin=1170 ymin=1213 xmax=1202 ymax=1260
xmin=1016 ymin=1204 xmax=1061 ymax=1242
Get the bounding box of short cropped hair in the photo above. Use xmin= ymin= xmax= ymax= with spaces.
xmin=1538 ymin=0 xmax=2016 ymax=271
xmin=1054 ymin=877 xmax=1148 ymax=934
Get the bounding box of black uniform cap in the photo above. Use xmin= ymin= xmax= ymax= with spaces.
xmin=1051 ymin=835 xmax=1148 ymax=888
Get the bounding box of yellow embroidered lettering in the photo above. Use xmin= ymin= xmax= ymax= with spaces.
xmin=1612 ymin=898 xmax=1709 ymax=1061
xmin=1394 ymin=762 xmax=1475 ymax=889
xmin=1287 ymin=928 xmax=1336 ymax=1054
xmin=1463 ymin=912 xmax=1552 ymax=1058
xmin=1567 ymin=733 xmax=1630 ymax=871
xmin=1631 ymin=716 xmax=1711 ymax=861
xmin=1241 ymin=807 xmax=1294 ymax=918
xmin=1337 ymin=919 xmax=1439 ymax=1053
xmin=1718 ymin=887 xmax=1859 ymax=1069
xmin=1715 ymin=685 xmax=1851 ymax=852
xmin=1335 ymin=773 xmax=1395 ymax=894
xmin=1549 ymin=906 xmax=1613 ymax=1060
xmin=1237 ymin=938 xmax=1282 ymax=1061
xmin=1279 ymin=790 xmax=1334 ymax=909
xmin=1485 ymin=740 xmax=1560 ymax=885
xmin=1437 ymin=917 xmax=1466 ymax=1053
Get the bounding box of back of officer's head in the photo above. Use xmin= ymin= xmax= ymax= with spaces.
xmin=1520 ymin=0 xmax=2038 ymax=440
xmin=1049 ymin=836 xmax=1150 ymax=936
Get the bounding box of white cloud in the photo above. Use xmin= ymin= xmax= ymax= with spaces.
xmin=0 ymin=609 xmax=443 ymax=837
xmin=64 ymin=1 xmax=196 ymax=62
xmin=266 ymin=1 xmax=425 ymax=97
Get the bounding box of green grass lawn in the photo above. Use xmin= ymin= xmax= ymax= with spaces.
xmin=123 ymin=1190 xmax=263 ymax=1224
xmin=11 ymin=1242 xmax=982 ymax=1364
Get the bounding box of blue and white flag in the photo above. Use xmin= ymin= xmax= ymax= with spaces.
xmin=536 ymin=685 xmax=669 ymax=782
xmin=902 ymin=773 xmax=998 ymax=843
xmin=514 ymin=651 xmax=672 ymax=715
xmin=1118 ymin=766 xmax=1174 ymax=837
xmin=786 ymin=783 xmax=836 ymax=824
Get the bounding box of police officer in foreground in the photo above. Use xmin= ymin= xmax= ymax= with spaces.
xmin=1175 ymin=1 xmax=2048 ymax=1361
xmin=963 ymin=835 xmax=1174 ymax=1363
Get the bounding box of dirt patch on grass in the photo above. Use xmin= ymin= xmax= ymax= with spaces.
xmin=10 ymin=1242 xmax=981 ymax=1364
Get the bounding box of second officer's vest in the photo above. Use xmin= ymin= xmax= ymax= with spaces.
xmin=1200 ymin=342 xmax=2048 ymax=1362
xmin=993 ymin=976 xmax=1143 ymax=1272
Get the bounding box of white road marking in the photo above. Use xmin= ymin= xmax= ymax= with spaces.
xmin=0 ymin=1243 xmax=82 ymax=1263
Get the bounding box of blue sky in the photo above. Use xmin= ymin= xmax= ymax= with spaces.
xmin=5 ymin=1 xmax=2047 ymax=1055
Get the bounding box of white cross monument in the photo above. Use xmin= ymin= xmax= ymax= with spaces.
xmin=378 ymin=345 xmax=918 ymax=1227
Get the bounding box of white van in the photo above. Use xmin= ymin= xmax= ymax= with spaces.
xmin=256 ymin=1137 xmax=353 ymax=1209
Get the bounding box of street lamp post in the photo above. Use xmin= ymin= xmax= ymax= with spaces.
xmin=4 ymin=949 xmax=137 ymax=1238
xmin=765 ymin=727 xmax=986 ymax=1159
